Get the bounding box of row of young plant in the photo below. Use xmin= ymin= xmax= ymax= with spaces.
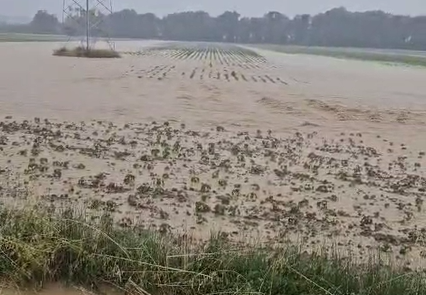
xmin=131 ymin=45 xmax=267 ymax=68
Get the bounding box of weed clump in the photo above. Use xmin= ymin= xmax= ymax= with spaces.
xmin=53 ymin=46 xmax=121 ymax=58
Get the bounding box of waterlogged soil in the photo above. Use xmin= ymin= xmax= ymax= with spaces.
xmin=1 ymin=41 xmax=426 ymax=271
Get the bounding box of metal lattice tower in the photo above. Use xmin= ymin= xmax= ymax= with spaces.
xmin=62 ymin=0 xmax=115 ymax=50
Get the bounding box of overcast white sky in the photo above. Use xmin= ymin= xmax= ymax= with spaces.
xmin=1 ymin=0 xmax=425 ymax=18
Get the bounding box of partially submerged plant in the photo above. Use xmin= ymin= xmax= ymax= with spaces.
xmin=53 ymin=46 xmax=121 ymax=58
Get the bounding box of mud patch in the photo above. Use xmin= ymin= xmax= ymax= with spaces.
xmin=305 ymin=99 xmax=426 ymax=124
xmin=257 ymin=97 xmax=302 ymax=115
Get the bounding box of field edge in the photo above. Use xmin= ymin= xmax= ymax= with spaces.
xmin=0 ymin=203 xmax=425 ymax=295
xmin=253 ymin=44 xmax=426 ymax=67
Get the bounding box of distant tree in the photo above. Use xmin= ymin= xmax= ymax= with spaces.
xmin=5 ymin=7 xmax=426 ymax=51
xmin=30 ymin=10 xmax=60 ymax=34
xmin=288 ymin=14 xmax=311 ymax=45
xmin=406 ymin=16 xmax=426 ymax=50
xmin=162 ymin=11 xmax=214 ymax=41
xmin=263 ymin=11 xmax=290 ymax=44
xmin=217 ymin=11 xmax=240 ymax=42
xmin=139 ymin=13 xmax=161 ymax=39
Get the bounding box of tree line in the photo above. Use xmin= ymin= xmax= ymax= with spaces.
xmin=1 ymin=7 xmax=426 ymax=50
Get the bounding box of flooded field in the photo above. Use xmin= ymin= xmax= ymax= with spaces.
xmin=1 ymin=40 xmax=426 ymax=274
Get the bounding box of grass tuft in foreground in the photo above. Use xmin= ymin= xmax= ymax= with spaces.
xmin=0 ymin=204 xmax=425 ymax=294
xmin=53 ymin=46 xmax=121 ymax=58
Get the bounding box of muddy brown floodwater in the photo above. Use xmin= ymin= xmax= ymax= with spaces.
xmin=1 ymin=41 xmax=426 ymax=293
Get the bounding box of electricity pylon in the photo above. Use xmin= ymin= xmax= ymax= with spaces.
xmin=62 ymin=0 xmax=115 ymax=50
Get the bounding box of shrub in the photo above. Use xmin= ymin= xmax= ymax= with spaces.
xmin=53 ymin=46 xmax=121 ymax=58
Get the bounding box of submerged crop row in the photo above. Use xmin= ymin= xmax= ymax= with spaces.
xmin=123 ymin=43 xmax=267 ymax=67
xmin=132 ymin=64 xmax=288 ymax=84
